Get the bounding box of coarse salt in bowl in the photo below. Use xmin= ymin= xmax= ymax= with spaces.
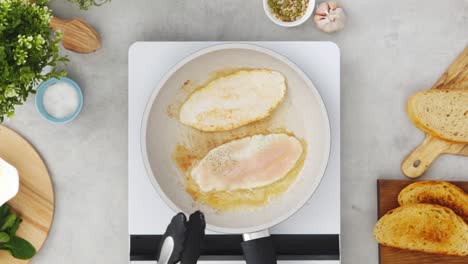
xmin=35 ymin=77 xmax=83 ymax=124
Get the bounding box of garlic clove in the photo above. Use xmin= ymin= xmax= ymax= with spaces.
xmin=314 ymin=1 xmax=346 ymax=33
xmin=315 ymin=2 xmax=330 ymax=16
xmin=328 ymin=1 xmax=339 ymax=10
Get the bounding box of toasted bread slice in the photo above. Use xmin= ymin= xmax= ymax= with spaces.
xmin=407 ymin=89 xmax=468 ymax=143
xmin=374 ymin=204 xmax=468 ymax=256
xmin=398 ymin=181 xmax=468 ymax=222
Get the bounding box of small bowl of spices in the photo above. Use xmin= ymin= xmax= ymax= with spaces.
xmin=264 ymin=0 xmax=315 ymax=27
xmin=35 ymin=77 xmax=83 ymax=124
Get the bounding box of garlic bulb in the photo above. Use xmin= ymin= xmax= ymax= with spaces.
xmin=314 ymin=1 xmax=346 ymax=33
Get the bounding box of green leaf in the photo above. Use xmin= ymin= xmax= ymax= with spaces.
xmin=8 ymin=217 xmax=22 ymax=236
xmin=0 ymin=232 xmax=10 ymax=243
xmin=0 ymin=204 xmax=34 ymax=260
xmin=0 ymin=204 xmax=10 ymax=219
xmin=2 ymin=236 xmax=36 ymax=260
xmin=0 ymin=213 xmax=16 ymax=231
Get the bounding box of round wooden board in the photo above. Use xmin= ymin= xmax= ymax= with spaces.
xmin=0 ymin=126 xmax=54 ymax=263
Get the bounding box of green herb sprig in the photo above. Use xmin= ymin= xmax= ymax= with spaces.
xmin=0 ymin=204 xmax=36 ymax=260
xmin=0 ymin=0 xmax=68 ymax=122
xmin=68 ymin=0 xmax=110 ymax=10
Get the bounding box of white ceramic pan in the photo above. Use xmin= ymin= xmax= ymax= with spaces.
xmin=142 ymin=44 xmax=331 ymax=263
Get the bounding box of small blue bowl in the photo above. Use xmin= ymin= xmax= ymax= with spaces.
xmin=35 ymin=77 xmax=83 ymax=124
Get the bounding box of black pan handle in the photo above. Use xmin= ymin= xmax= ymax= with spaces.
xmin=241 ymin=230 xmax=277 ymax=264
xmin=181 ymin=211 xmax=206 ymax=264
xmin=157 ymin=213 xmax=187 ymax=264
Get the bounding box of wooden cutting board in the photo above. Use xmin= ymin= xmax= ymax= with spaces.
xmin=0 ymin=126 xmax=54 ymax=264
xmin=377 ymin=179 xmax=468 ymax=264
xmin=401 ymin=47 xmax=468 ymax=178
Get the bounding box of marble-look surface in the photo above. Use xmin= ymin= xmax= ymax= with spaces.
xmin=4 ymin=0 xmax=467 ymax=263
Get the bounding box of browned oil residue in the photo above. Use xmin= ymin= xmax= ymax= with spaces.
xmin=172 ymin=145 xmax=200 ymax=172
xmin=166 ymin=80 xmax=199 ymax=119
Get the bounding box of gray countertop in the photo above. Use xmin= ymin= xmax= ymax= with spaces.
xmin=5 ymin=0 xmax=467 ymax=263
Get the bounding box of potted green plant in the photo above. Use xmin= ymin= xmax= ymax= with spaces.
xmin=0 ymin=0 xmax=67 ymax=122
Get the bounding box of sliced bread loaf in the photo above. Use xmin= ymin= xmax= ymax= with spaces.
xmin=373 ymin=204 xmax=468 ymax=256
xmin=407 ymin=89 xmax=468 ymax=143
xmin=398 ymin=181 xmax=468 ymax=222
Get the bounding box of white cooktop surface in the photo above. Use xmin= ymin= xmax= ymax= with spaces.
xmin=128 ymin=42 xmax=340 ymax=238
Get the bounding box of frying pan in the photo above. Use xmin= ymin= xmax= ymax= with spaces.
xmin=142 ymin=43 xmax=331 ymax=263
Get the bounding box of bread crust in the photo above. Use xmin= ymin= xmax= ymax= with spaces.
xmin=406 ymin=88 xmax=468 ymax=143
xmin=398 ymin=181 xmax=468 ymax=222
xmin=374 ymin=204 xmax=468 ymax=256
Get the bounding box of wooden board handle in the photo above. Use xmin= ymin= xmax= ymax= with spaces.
xmin=50 ymin=17 xmax=67 ymax=32
xmin=402 ymin=136 xmax=446 ymax=178
xmin=49 ymin=17 xmax=101 ymax=53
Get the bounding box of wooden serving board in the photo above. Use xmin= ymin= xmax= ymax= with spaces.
xmin=377 ymin=179 xmax=468 ymax=264
xmin=402 ymin=47 xmax=468 ymax=178
xmin=0 ymin=126 xmax=54 ymax=264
